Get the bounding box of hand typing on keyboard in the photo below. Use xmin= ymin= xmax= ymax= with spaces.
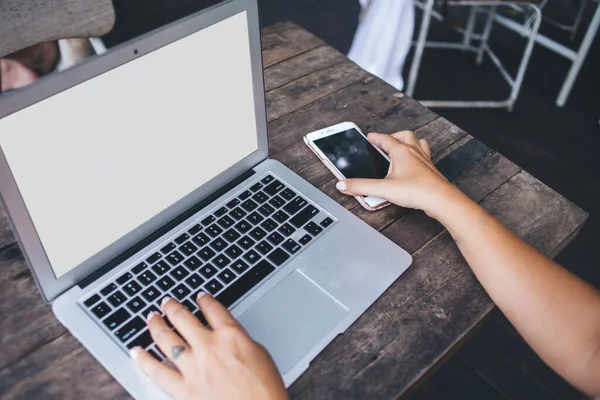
xmin=130 ymin=293 xmax=288 ymax=400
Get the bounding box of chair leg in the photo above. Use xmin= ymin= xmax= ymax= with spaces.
xmin=463 ymin=6 xmax=478 ymax=47
xmin=476 ymin=6 xmax=496 ymax=65
xmin=406 ymin=0 xmax=434 ymax=97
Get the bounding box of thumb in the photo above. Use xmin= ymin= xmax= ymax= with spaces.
xmin=336 ymin=178 xmax=389 ymax=199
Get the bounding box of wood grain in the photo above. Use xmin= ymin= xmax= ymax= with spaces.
xmin=0 ymin=22 xmax=588 ymax=400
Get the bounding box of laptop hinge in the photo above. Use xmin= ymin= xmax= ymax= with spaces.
xmin=79 ymin=169 xmax=256 ymax=289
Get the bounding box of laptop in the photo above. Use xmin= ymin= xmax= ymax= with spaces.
xmin=0 ymin=0 xmax=412 ymax=397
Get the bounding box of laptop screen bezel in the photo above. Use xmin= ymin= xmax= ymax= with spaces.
xmin=0 ymin=0 xmax=269 ymax=302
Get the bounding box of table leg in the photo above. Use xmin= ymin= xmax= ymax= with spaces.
xmin=476 ymin=6 xmax=496 ymax=65
xmin=556 ymin=2 xmax=600 ymax=107
xmin=463 ymin=6 xmax=478 ymax=47
xmin=406 ymin=0 xmax=434 ymax=97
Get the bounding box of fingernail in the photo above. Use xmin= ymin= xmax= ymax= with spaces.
xmin=146 ymin=311 xmax=157 ymax=322
xmin=336 ymin=180 xmax=347 ymax=191
xmin=161 ymin=296 xmax=172 ymax=307
xmin=196 ymin=291 xmax=206 ymax=301
xmin=129 ymin=347 xmax=142 ymax=359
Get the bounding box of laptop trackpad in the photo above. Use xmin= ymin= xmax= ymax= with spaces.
xmin=238 ymin=270 xmax=348 ymax=375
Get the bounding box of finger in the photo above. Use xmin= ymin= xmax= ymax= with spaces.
xmin=366 ymin=132 xmax=401 ymax=154
xmin=146 ymin=308 xmax=192 ymax=368
xmin=196 ymin=292 xmax=241 ymax=330
xmin=391 ymin=130 xmax=419 ymax=146
xmin=418 ymin=139 xmax=431 ymax=158
xmin=161 ymin=296 xmax=209 ymax=347
xmin=130 ymin=347 xmax=185 ymax=399
xmin=336 ymin=178 xmax=389 ymax=199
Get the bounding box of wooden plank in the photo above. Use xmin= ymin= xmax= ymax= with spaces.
xmin=0 ymin=206 xmax=16 ymax=249
xmin=261 ymin=22 xmax=324 ymax=68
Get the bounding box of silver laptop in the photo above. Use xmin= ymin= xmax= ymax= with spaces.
xmin=0 ymin=0 xmax=412 ymax=397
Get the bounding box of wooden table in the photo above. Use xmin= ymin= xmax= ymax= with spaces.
xmin=0 ymin=23 xmax=588 ymax=399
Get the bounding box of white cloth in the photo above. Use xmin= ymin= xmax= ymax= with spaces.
xmin=348 ymin=0 xmax=414 ymax=91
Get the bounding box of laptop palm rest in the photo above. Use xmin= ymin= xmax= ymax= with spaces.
xmin=238 ymin=270 xmax=348 ymax=375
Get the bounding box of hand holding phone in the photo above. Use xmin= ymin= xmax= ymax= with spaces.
xmin=304 ymin=122 xmax=391 ymax=211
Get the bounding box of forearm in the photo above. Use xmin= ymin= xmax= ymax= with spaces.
xmin=431 ymin=186 xmax=600 ymax=396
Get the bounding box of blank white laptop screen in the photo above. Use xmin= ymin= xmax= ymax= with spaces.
xmin=0 ymin=12 xmax=258 ymax=278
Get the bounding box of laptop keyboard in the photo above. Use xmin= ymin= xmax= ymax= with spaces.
xmin=80 ymin=173 xmax=336 ymax=360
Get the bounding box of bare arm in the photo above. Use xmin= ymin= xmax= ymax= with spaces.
xmin=339 ymin=131 xmax=600 ymax=397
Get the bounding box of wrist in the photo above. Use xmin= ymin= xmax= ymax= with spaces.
xmin=424 ymin=183 xmax=476 ymax=224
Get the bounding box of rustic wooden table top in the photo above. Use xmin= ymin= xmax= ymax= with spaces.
xmin=0 ymin=22 xmax=588 ymax=400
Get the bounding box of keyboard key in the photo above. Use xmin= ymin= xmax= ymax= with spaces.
xmin=181 ymin=299 xmax=197 ymax=312
xmin=299 ymin=234 xmax=312 ymax=245
xmin=84 ymin=294 xmax=101 ymax=307
xmin=234 ymin=220 xmax=252 ymax=234
xmin=156 ymin=276 xmax=176 ymax=291
xmin=280 ymin=188 xmax=296 ymax=200
xmin=177 ymin=241 xmax=198 ymax=258
xmin=201 ymin=215 xmax=216 ymax=226
xmin=249 ymin=182 xmax=263 ymax=192
xmin=192 ymin=232 xmax=210 ymax=247
xmin=166 ymin=251 xmax=185 ymax=266
xmin=213 ymin=254 xmax=231 ymax=269
xmin=238 ymin=236 xmax=255 ymax=250
xmin=261 ymin=175 xmax=275 ymax=184
xmin=229 ymin=207 xmax=247 ymax=220
xmin=188 ymin=224 xmax=202 ymax=235
xmin=230 ymin=259 xmax=250 ymax=274
xmin=185 ymin=273 xmax=205 ymax=289
xmin=126 ymin=296 xmax=147 ymax=313
xmin=282 ymin=239 xmax=301 ymax=254
xmin=116 ymin=273 xmax=133 ymax=286
xmin=217 ymin=215 xmax=235 ymax=229
xmin=239 ymin=190 xmax=252 ymax=200
xmin=218 ymin=268 xmax=236 ymax=284
xmin=160 ymin=242 xmax=176 ymax=254
xmin=197 ymin=246 xmax=216 ymax=261
xmin=123 ymin=281 xmax=142 ymax=296
xmin=183 ymin=256 xmax=202 ymax=270
xmin=226 ymin=198 xmax=240 ymax=209
xmin=100 ymin=283 xmax=117 ymax=296
xmin=91 ymin=301 xmax=111 ymax=318
xmin=269 ymin=195 xmax=286 ymax=208
xmin=115 ymin=317 xmax=145 ymax=343
xmin=304 ymin=221 xmax=324 ymax=236
xmin=320 ymin=217 xmax=334 ymax=228
xmin=278 ymin=223 xmax=296 ymax=237
xmin=131 ymin=262 xmax=148 ymax=275
xmin=107 ymin=291 xmax=127 ymax=307
xmin=256 ymin=241 xmax=274 ymax=255
xmin=266 ymin=232 xmax=284 ymax=245
xmin=175 ymin=233 xmax=190 ymax=245
xmin=172 ymin=284 xmax=191 ymax=300
xmin=204 ymin=279 xmax=224 ymax=295
xmin=241 ymin=199 xmax=258 ymax=212
xmin=148 ymin=348 xmax=163 ymax=361
xmin=249 ymin=227 xmax=267 ymax=241
xmin=258 ymin=204 xmax=275 ymax=217
xmin=138 ymin=271 xmax=157 ymax=286
xmin=141 ymin=286 xmax=161 ymax=302
xmin=252 ymin=191 xmax=268 ymax=204
xmin=283 ymin=196 xmax=308 ymax=215
xmin=209 ymin=238 xmax=228 ymax=252
xmin=143 ymin=304 xmax=160 ymax=317
xmin=206 ymin=224 xmax=223 ymax=238
xmin=243 ymin=250 xmax=260 ymax=264
xmin=264 ymin=180 xmax=284 ymax=196
xmin=127 ymin=329 xmax=153 ymax=350
xmin=199 ymin=264 xmax=218 ymax=279
xmin=103 ymin=308 xmax=131 ymax=330
xmin=194 ymin=310 xmax=208 ymax=326
xmin=247 ymin=212 xmax=264 ymax=225
xmin=217 ymin=260 xmax=275 ymax=308
xmin=260 ymin=218 xmax=278 ymax=232
xmin=151 ymin=260 xmax=171 ymax=276
xmin=146 ymin=252 xmax=161 ymax=264
xmin=225 ymin=244 xmax=243 ymax=259
xmin=272 ymin=210 xmax=289 ymax=223
xmin=223 ymin=228 xmax=241 ymax=243
xmin=267 ymin=248 xmax=290 ymax=266
xmin=289 ymin=205 xmax=319 ymax=228
xmin=214 ymin=207 xmax=228 ymax=217
xmin=170 ymin=266 xmax=190 ymax=281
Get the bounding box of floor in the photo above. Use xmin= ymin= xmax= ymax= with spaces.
xmin=104 ymin=0 xmax=599 ymax=398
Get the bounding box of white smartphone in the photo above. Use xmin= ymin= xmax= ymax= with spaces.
xmin=304 ymin=121 xmax=391 ymax=211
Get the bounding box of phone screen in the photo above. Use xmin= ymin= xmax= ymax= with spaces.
xmin=313 ymin=128 xmax=390 ymax=179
